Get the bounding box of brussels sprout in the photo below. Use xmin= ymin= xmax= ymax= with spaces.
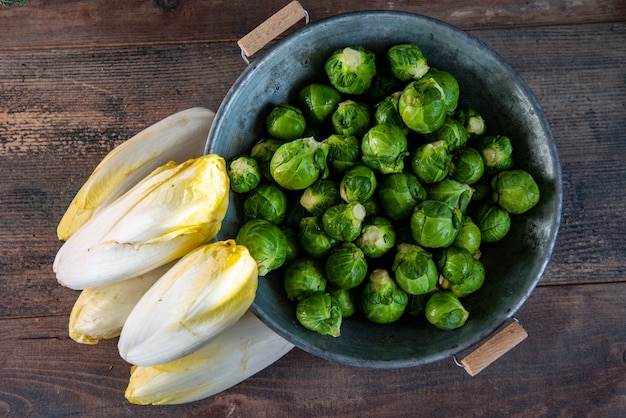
xmin=425 ymin=116 xmax=469 ymax=152
xmin=442 ymin=257 xmax=485 ymax=298
xmin=374 ymin=91 xmax=408 ymax=133
xmin=323 ymin=134 xmax=361 ymax=173
xmin=472 ymin=201 xmax=511 ymax=242
xmin=410 ymin=200 xmax=462 ymax=249
xmin=435 ymin=246 xmax=475 ymax=285
xmin=296 ymin=292 xmax=342 ymax=337
xmin=355 ymin=216 xmax=396 ymax=258
xmin=386 ymin=44 xmax=430 ymax=81
xmin=361 ymin=124 xmax=409 ymax=174
xmin=297 ymin=83 xmax=342 ymax=125
xmin=424 ymin=68 xmax=460 ymax=114
xmin=298 ymin=216 xmax=339 ymax=259
xmin=362 ymin=197 xmax=382 ymax=217
xmin=243 ymin=182 xmax=288 ymax=224
xmin=227 ymin=155 xmax=261 ymax=193
xmin=398 ymin=78 xmax=447 ymax=134
xmin=452 ymin=216 xmax=482 ymax=257
xmin=328 ymin=287 xmax=358 ymax=318
xmin=266 ymin=103 xmax=306 ymax=140
xmin=250 ymin=138 xmax=284 ymax=182
xmin=491 ymin=169 xmax=541 ymax=214
xmin=411 ymin=140 xmax=451 ymax=184
xmin=322 ymin=202 xmax=367 ymax=242
xmin=339 ymin=165 xmax=378 ymax=203
xmin=455 ymin=107 xmax=486 ymax=139
xmin=358 ymin=269 xmax=408 ymax=324
xmin=377 ymin=172 xmax=427 ymax=221
xmin=367 ymin=67 xmax=404 ymax=102
xmin=425 ymin=291 xmax=469 ymax=330
xmin=300 ymin=179 xmax=341 ymax=216
xmin=332 ymin=100 xmax=371 ymax=137
xmin=405 ymin=292 xmax=431 ymax=316
xmin=477 ymin=135 xmax=514 ymax=175
xmin=235 ymin=219 xmax=289 ymax=276
xmin=450 ymin=147 xmax=485 ymax=185
xmin=392 ymin=243 xmax=439 ymax=295
xmin=325 ymin=242 xmax=368 ymax=289
xmin=425 ymin=177 xmax=474 ymax=214
xmin=269 ymin=137 xmax=329 ymax=190
xmin=282 ymin=226 xmax=301 ymax=262
xmin=324 ymin=46 xmax=377 ymax=95
xmin=283 ymin=257 xmax=327 ymax=301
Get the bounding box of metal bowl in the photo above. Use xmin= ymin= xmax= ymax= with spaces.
xmin=205 ymin=11 xmax=562 ymax=368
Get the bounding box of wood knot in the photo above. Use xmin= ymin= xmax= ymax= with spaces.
xmin=154 ymin=0 xmax=179 ymax=12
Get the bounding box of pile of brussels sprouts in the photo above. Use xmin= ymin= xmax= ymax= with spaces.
xmin=227 ymin=44 xmax=540 ymax=337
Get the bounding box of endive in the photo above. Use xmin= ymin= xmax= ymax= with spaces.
xmin=68 ymin=263 xmax=173 ymax=345
xmin=57 ymin=107 xmax=215 ymax=241
xmin=118 ymin=240 xmax=258 ymax=367
xmin=125 ymin=311 xmax=293 ymax=405
xmin=53 ymin=154 xmax=229 ymax=290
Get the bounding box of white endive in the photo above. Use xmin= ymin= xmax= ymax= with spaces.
xmin=125 ymin=311 xmax=293 ymax=405
xmin=68 ymin=263 xmax=173 ymax=345
xmin=53 ymin=154 xmax=229 ymax=290
xmin=118 ymin=240 xmax=258 ymax=367
xmin=57 ymin=107 xmax=215 ymax=240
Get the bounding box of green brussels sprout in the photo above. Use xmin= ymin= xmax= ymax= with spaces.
xmin=281 ymin=226 xmax=301 ymax=262
xmin=355 ymin=216 xmax=396 ymax=258
xmin=227 ymin=155 xmax=261 ymax=193
xmin=269 ymin=137 xmax=329 ymax=190
xmin=367 ymin=67 xmax=404 ymax=102
xmin=491 ymin=169 xmax=541 ymax=214
xmin=425 ymin=116 xmax=469 ymax=152
xmin=361 ymin=124 xmax=409 ymax=174
xmin=377 ymin=172 xmax=427 ymax=221
xmin=339 ymin=165 xmax=378 ymax=203
xmin=392 ymin=243 xmax=439 ymax=295
xmin=405 ymin=292 xmax=431 ymax=316
xmin=472 ymin=201 xmax=511 ymax=242
xmin=299 ymin=179 xmax=341 ymax=217
xmin=296 ymin=292 xmax=342 ymax=337
xmin=452 ymin=216 xmax=482 ymax=257
xmin=243 ymin=182 xmax=288 ymax=224
xmin=425 ymin=291 xmax=469 ymax=330
xmin=322 ymin=202 xmax=367 ymax=242
xmin=324 ymin=46 xmax=377 ymax=95
xmin=435 ymin=246 xmax=475 ymax=285
xmin=450 ymin=147 xmax=485 ymax=185
xmin=283 ymin=257 xmax=327 ymax=301
xmin=323 ymin=134 xmax=361 ymax=173
xmin=358 ymin=269 xmax=408 ymax=324
xmin=425 ymin=177 xmax=474 ymax=214
xmin=298 ymin=216 xmax=339 ymax=259
xmin=332 ymin=100 xmax=371 ymax=137
xmin=398 ymin=78 xmax=447 ymax=134
xmin=455 ymin=107 xmax=486 ymax=139
xmin=442 ymin=257 xmax=485 ymax=298
xmin=250 ymin=138 xmax=285 ymax=182
xmin=386 ymin=44 xmax=430 ymax=81
xmin=410 ymin=200 xmax=462 ymax=249
xmin=328 ymin=287 xmax=358 ymax=318
xmin=325 ymin=242 xmax=368 ymax=289
xmin=362 ymin=197 xmax=382 ymax=217
xmin=266 ymin=103 xmax=306 ymax=140
xmin=374 ymin=91 xmax=408 ymax=133
xmin=235 ymin=219 xmax=289 ymax=276
xmin=477 ymin=135 xmax=514 ymax=175
xmin=411 ymin=140 xmax=451 ymax=184
xmin=424 ymin=68 xmax=460 ymax=114
xmin=297 ymin=83 xmax=342 ymax=125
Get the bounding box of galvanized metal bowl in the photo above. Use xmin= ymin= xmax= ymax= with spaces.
xmin=205 ymin=11 xmax=562 ymax=368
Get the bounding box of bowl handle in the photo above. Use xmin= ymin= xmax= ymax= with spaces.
xmin=237 ymin=1 xmax=309 ymax=63
xmin=454 ymin=318 xmax=528 ymax=376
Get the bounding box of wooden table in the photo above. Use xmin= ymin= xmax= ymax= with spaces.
xmin=1 ymin=1 xmax=625 ymax=416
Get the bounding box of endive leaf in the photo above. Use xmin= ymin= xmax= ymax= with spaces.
xmin=53 ymin=154 xmax=229 ymax=289
xmin=125 ymin=311 xmax=293 ymax=405
xmin=57 ymin=107 xmax=215 ymax=240
xmin=118 ymin=240 xmax=258 ymax=367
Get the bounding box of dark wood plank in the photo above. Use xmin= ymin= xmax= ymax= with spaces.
xmin=0 ymin=0 xmax=625 ymax=50
xmin=1 ymin=283 xmax=624 ymax=416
